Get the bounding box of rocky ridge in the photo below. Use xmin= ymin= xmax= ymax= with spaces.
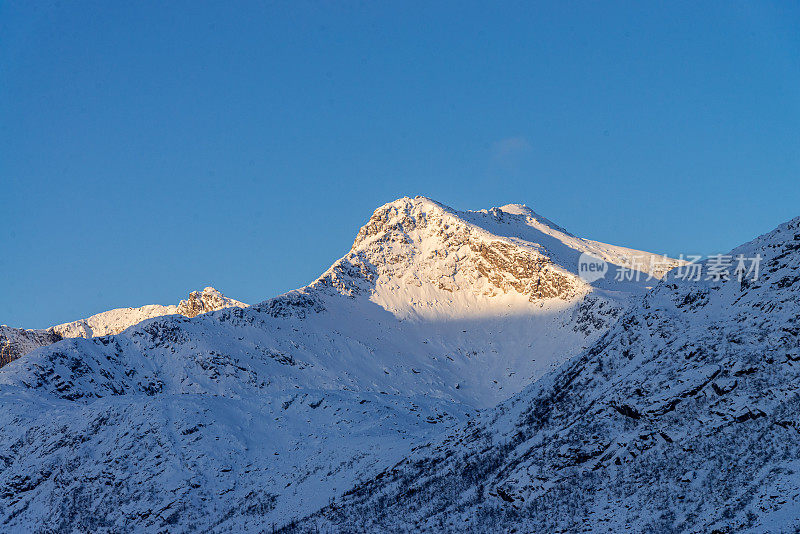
xmin=0 ymin=287 xmax=246 ymax=367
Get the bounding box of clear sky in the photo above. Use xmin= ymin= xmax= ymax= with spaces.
xmin=2 ymin=1 xmax=799 ymax=328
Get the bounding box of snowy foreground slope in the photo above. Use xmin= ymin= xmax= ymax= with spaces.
xmin=0 ymin=287 xmax=247 ymax=367
xmin=0 ymin=197 xmax=675 ymax=532
xmin=291 ymin=215 xmax=800 ymax=533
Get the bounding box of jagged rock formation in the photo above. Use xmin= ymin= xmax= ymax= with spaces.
xmin=0 ymin=197 xmax=678 ymax=532
xmin=290 ymin=215 xmax=800 ymax=533
xmin=175 ymin=287 xmax=247 ymax=318
xmin=0 ymin=287 xmax=246 ymax=367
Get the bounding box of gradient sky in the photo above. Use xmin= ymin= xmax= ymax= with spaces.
xmin=2 ymin=1 xmax=799 ymax=328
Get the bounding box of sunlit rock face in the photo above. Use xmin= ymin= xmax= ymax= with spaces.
xmin=329 ymin=198 xmax=582 ymax=302
xmin=175 ymin=287 xmax=247 ymax=318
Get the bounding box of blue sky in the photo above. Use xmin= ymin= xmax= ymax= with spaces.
xmin=2 ymin=1 xmax=799 ymax=328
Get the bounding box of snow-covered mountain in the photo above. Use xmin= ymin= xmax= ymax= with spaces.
xmin=0 ymin=287 xmax=247 ymax=367
xmin=0 ymin=197 xmax=678 ymax=532
xmin=294 ymin=215 xmax=800 ymax=533
xmin=274 ymin=197 xmax=679 ymax=408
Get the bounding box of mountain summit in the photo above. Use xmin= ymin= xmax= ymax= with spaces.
xmin=314 ymin=197 xmax=676 ymax=317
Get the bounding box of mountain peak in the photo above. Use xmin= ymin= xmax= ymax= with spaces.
xmin=497 ymin=202 xmax=530 ymax=214
xmin=312 ymin=197 xmax=679 ymax=320
xmin=176 ymin=287 xmax=247 ymax=318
